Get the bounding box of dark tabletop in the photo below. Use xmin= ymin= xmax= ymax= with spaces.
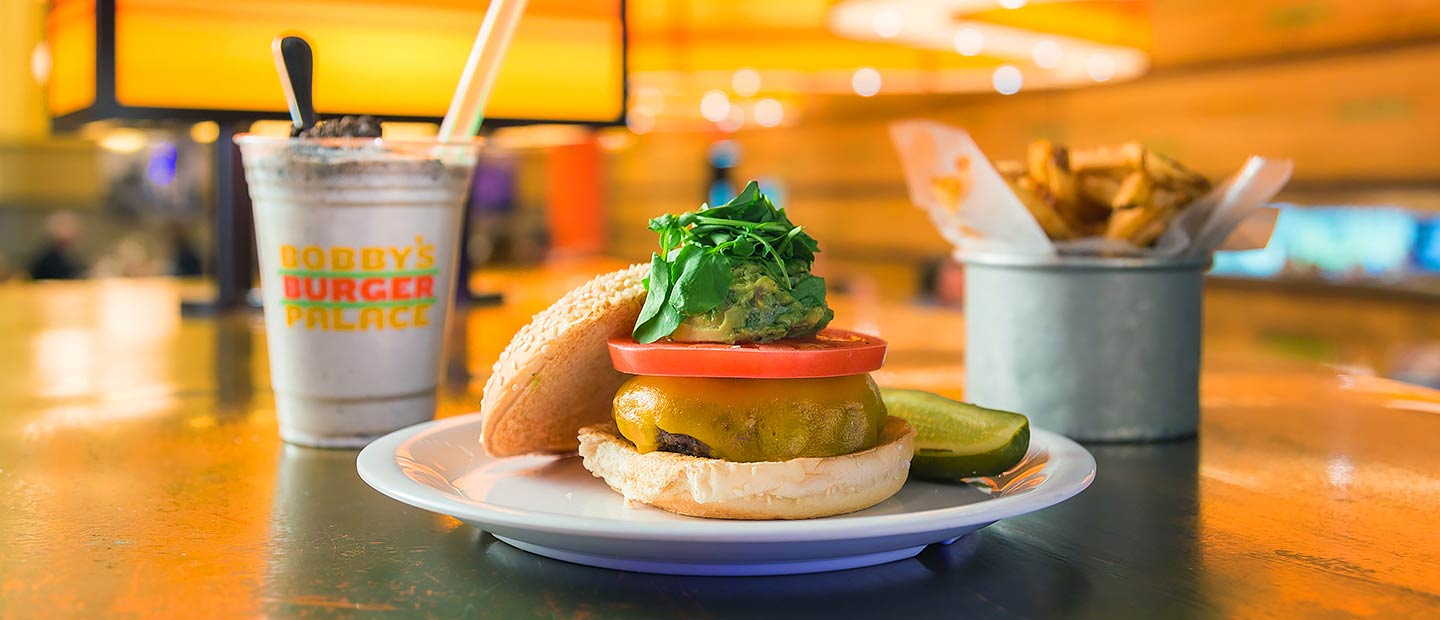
xmin=2 ymin=267 xmax=1439 ymax=619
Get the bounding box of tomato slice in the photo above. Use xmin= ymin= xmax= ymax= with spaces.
xmin=607 ymin=329 xmax=887 ymax=379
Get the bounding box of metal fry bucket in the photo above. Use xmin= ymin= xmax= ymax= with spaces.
xmin=959 ymin=252 xmax=1210 ymax=442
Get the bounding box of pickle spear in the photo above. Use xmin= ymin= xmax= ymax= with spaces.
xmin=880 ymin=388 xmax=1030 ymax=481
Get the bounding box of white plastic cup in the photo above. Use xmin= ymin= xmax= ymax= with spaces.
xmin=236 ymin=136 xmax=480 ymax=448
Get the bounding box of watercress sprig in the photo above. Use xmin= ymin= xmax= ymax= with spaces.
xmin=632 ymin=181 xmax=821 ymax=343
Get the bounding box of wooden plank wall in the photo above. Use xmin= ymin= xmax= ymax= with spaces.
xmin=603 ymin=3 xmax=1440 ymax=299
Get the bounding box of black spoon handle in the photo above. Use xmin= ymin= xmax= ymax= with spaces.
xmin=279 ymin=36 xmax=316 ymax=132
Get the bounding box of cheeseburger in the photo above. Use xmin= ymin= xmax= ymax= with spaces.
xmin=481 ymin=182 xmax=914 ymax=519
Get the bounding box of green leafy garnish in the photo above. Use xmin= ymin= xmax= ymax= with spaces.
xmin=633 ymin=252 xmax=682 ymax=341
xmin=632 ymin=181 xmax=824 ymax=343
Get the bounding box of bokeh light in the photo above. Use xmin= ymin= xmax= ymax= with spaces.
xmin=873 ymin=9 xmax=903 ymax=39
xmin=732 ymin=68 xmax=762 ymax=97
xmin=1087 ymin=54 xmax=1117 ymax=82
xmin=700 ymin=90 xmax=732 ymax=122
xmin=1032 ymin=40 xmax=1061 ymax=69
xmin=993 ymin=65 xmax=1023 ymax=95
xmin=953 ymin=28 xmax=984 ymax=56
xmin=852 ymin=68 xmax=882 ymax=97
xmin=754 ymin=98 xmax=784 ymax=127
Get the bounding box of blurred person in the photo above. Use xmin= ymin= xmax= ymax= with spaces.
xmin=705 ymin=140 xmax=740 ymax=206
xmin=28 ymin=212 xmax=83 ymax=280
xmin=918 ymin=256 xmax=965 ymax=306
xmin=169 ymin=225 xmax=204 ymax=277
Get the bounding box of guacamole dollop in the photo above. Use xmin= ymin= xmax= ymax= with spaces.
xmin=669 ymin=261 xmax=833 ymax=344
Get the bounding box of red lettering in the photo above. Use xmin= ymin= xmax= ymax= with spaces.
xmin=415 ymin=276 xmax=434 ymax=300
xmin=360 ymin=278 xmax=387 ymax=301
xmin=333 ymin=278 xmax=357 ymax=302
xmin=283 ymin=276 xmax=300 ymax=299
xmin=303 ymin=277 xmax=328 ymax=301
xmin=391 ymin=276 xmax=413 ymax=301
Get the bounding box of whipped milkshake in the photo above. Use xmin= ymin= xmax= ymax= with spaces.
xmin=237 ymin=135 xmax=479 ymax=447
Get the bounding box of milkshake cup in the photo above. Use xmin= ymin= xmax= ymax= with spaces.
xmin=236 ymin=136 xmax=480 ymax=448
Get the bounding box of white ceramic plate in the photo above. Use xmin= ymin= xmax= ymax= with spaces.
xmin=357 ymin=413 xmax=1096 ymax=576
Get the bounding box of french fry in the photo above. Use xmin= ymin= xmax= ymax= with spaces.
xmin=1045 ymin=147 xmax=1086 ymax=227
xmin=1027 ymin=139 xmax=1055 ymax=187
xmin=1070 ymin=141 xmax=1144 ymax=173
xmin=1150 ymin=188 xmax=1187 ymax=212
xmin=1143 ymin=150 xmax=1208 ymax=190
xmin=1077 ymin=172 xmax=1123 ymax=211
xmin=1110 ymin=171 xmax=1154 ymax=210
xmin=1107 ymin=189 xmax=1187 ymax=246
xmin=1011 ymin=176 xmax=1077 ymax=240
xmin=995 ymin=160 xmax=1027 ymax=178
xmin=1130 ymin=215 xmax=1173 ymax=247
xmin=1105 ymin=204 xmax=1168 ymax=245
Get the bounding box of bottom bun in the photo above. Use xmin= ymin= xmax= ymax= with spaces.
xmin=577 ymin=417 xmax=915 ymax=520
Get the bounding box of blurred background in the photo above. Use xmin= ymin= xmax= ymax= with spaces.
xmin=1 ymin=0 xmax=1438 ymax=385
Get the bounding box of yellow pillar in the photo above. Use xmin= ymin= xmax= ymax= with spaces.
xmin=0 ymin=0 xmax=50 ymax=140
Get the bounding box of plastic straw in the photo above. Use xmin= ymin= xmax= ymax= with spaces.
xmin=271 ymin=37 xmax=303 ymax=130
xmin=438 ymin=0 xmax=529 ymax=141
